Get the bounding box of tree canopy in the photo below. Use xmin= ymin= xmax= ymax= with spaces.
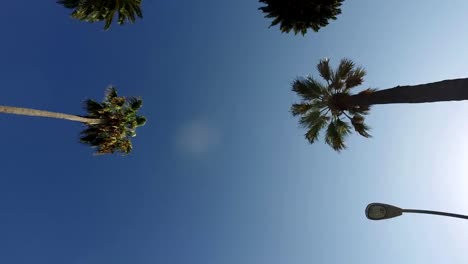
xmin=259 ymin=0 xmax=344 ymax=35
xmin=291 ymin=58 xmax=372 ymax=151
xmin=58 ymin=0 xmax=143 ymax=30
xmin=81 ymin=87 xmax=147 ymax=155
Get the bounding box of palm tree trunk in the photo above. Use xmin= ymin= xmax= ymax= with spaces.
xmin=0 ymin=105 xmax=103 ymax=125
xmin=348 ymin=77 xmax=468 ymax=106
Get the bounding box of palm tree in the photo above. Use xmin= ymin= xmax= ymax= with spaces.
xmin=57 ymin=0 xmax=143 ymax=30
xmin=291 ymin=58 xmax=468 ymax=151
xmin=0 ymin=86 xmax=146 ymax=155
xmin=259 ymin=0 xmax=344 ymax=35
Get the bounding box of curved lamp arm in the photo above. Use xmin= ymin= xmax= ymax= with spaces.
xmin=366 ymin=203 xmax=468 ymax=220
xmin=402 ymin=209 xmax=468 ymax=220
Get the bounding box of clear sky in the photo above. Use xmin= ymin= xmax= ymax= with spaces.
xmin=1 ymin=0 xmax=468 ymax=263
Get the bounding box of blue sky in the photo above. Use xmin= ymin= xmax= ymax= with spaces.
xmin=1 ymin=0 xmax=468 ymax=263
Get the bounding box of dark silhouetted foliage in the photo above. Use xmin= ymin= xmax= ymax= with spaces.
xmin=58 ymin=0 xmax=142 ymax=30
xmin=259 ymin=0 xmax=344 ymax=35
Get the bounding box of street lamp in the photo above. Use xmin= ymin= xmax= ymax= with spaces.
xmin=365 ymin=203 xmax=468 ymax=220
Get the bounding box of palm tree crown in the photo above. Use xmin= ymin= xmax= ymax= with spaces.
xmin=80 ymin=87 xmax=147 ymax=155
xmin=259 ymin=0 xmax=344 ymax=35
xmin=58 ymin=0 xmax=143 ymax=30
xmin=291 ymin=58 xmax=372 ymax=151
xmin=293 ymin=58 xmax=468 ymax=151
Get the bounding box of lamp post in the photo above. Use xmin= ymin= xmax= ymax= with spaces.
xmin=365 ymin=203 xmax=468 ymax=220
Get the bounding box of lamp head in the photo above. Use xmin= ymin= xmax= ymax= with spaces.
xmin=366 ymin=203 xmax=403 ymax=220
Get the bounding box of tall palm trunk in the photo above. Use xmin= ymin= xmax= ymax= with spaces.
xmin=0 ymin=105 xmax=102 ymax=125
xmin=348 ymin=77 xmax=468 ymax=106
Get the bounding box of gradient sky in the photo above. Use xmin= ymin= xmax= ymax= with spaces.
xmin=1 ymin=1 xmax=468 ymax=263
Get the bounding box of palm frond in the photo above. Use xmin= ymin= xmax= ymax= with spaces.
xmin=317 ymin=58 xmax=332 ymax=82
xmin=83 ymin=99 xmax=104 ymax=117
xmin=325 ymin=121 xmax=341 ymax=151
xmin=329 ymin=58 xmax=354 ymax=91
xmin=347 ymin=105 xmax=371 ymax=116
xmin=330 ymin=73 xmax=345 ymax=91
xmin=337 ymin=58 xmax=355 ymax=81
xmin=128 ymin=97 xmax=143 ymax=111
xmin=103 ymin=10 xmax=115 ymax=30
xmin=351 ymin=114 xmax=364 ymax=124
xmin=325 ymin=119 xmax=350 ymax=151
xmin=349 ymin=114 xmax=371 ymax=138
xmin=335 ymin=118 xmax=351 ymax=136
xmin=135 ymin=116 xmax=147 ymax=127
xmin=305 ymin=115 xmax=329 ymax=144
xmin=105 ymin=86 xmax=118 ymax=100
xmin=299 ymin=110 xmax=322 ymax=129
xmin=345 ymin=67 xmax=366 ymax=89
xmin=291 ymin=103 xmax=315 ymax=116
xmin=292 ymin=77 xmax=326 ymax=101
